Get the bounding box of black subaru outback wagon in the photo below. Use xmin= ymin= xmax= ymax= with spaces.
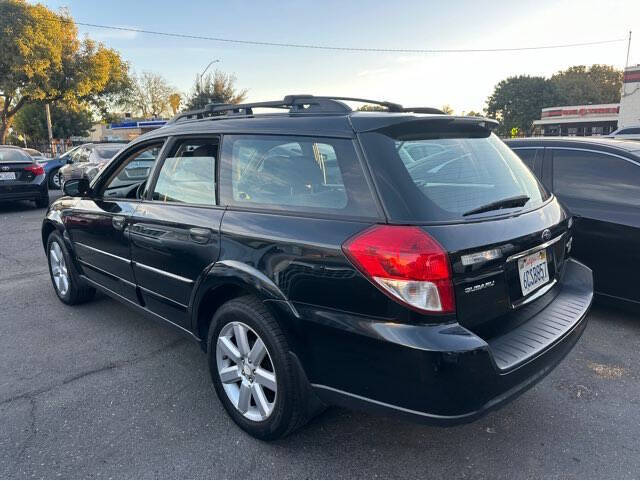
xmin=42 ymin=95 xmax=593 ymax=439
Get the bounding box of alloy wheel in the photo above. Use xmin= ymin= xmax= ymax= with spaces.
xmin=216 ymin=321 xmax=277 ymax=422
xmin=49 ymin=241 xmax=69 ymax=296
xmin=53 ymin=171 xmax=62 ymax=188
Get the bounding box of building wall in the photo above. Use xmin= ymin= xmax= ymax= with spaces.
xmin=618 ymin=65 xmax=640 ymax=129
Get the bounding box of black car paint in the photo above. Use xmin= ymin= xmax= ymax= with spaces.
xmin=42 ymin=112 xmax=592 ymax=423
xmin=0 ymin=148 xmax=48 ymax=204
xmin=507 ymin=137 xmax=640 ymax=305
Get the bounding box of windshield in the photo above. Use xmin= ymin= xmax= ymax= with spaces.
xmin=360 ymin=128 xmax=550 ymax=222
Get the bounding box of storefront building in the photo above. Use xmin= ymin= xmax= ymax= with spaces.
xmin=532 ymin=104 xmax=619 ymax=136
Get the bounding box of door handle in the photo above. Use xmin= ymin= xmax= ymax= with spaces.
xmin=112 ymin=215 xmax=126 ymax=231
xmin=189 ymin=227 xmax=211 ymax=244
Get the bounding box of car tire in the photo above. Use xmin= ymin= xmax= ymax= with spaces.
xmin=208 ymin=295 xmax=311 ymax=440
xmin=35 ymin=195 xmax=49 ymax=208
xmin=46 ymin=231 xmax=96 ymax=305
xmin=49 ymin=169 xmax=62 ymax=189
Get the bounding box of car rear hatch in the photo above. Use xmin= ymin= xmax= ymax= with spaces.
xmin=356 ymin=115 xmax=572 ymax=333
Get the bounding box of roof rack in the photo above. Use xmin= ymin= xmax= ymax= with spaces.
xmin=168 ymin=95 xmax=445 ymax=123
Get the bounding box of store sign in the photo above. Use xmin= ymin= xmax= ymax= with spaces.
xmin=541 ymin=106 xmax=619 ymax=118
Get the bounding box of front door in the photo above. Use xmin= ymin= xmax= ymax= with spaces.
xmin=66 ymin=141 xmax=166 ymax=303
xmin=129 ymin=137 xmax=223 ymax=328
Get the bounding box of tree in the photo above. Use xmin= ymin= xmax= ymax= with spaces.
xmin=13 ymin=102 xmax=93 ymax=144
xmin=441 ymin=104 xmax=454 ymax=115
xmin=185 ymin=70 xmax=248 ymax=110
xmin=549 ymin=64 xmax=622 ymax=106
xmin=465 ymin=110 xmax=483 ymax=117
xmin=357 ymin=104 xmax=386 ymax=111
xmin=127 ymin=71 xmax=174 ymax=118
xmin=0 ymin=0 xmax=131 ymax=143
xmin=485 ymin=75 xmax=559 ymax=137
xmin=169 ymin=93 xmax=181 ymax=116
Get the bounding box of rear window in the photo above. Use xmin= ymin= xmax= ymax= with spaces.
xmin=0 ymin=148 xmax=30 ymax=162
xmin=360 ymin=127 xmax=550 ymax=222
xmin=219 ymin=135 xmax=378 ymax=218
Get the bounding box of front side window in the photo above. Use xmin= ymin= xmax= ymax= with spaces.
xmin=552 ymin=149 xmax=640 ymax=206
xmin=101 ymin=143 xmax=164 ymax=199
xmin=220 ymin=135 xmax=377 ymax=217
xmin=151 ymin=139 xmax=217 ymax=205
xmin=360 ymin=127 xmax=550 ymax=222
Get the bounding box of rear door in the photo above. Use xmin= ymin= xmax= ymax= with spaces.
xmin=129 ymin=137 xmax=223 ymax=328
xmin=549 ymin=147 xmax=640 ymax=302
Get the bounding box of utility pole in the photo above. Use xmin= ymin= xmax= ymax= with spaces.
xmin=625 ymin=30 xmax=632 ymax=69
xmin=622 ymin=31 xmax=632 ymax=98
xmin=45 ymin=103 xmax=56 ymax=156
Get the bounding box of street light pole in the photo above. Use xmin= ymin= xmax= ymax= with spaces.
xmin=199 ymin=59 xmax=221 ymax=94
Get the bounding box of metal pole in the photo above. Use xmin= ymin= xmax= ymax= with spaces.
xmin=45 ymin=103 xmax=56 ymax=156
xmin=625 ymin=30 xmax=632 ymax=69
xmin=199 ymin=59 xmax=220 ymax=106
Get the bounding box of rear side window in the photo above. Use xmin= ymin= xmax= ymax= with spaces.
xmin=152 ymin=139 xmax=217 ymax=205
xmin=360 ymin=126 xmax=550 ymax=222
xmin=552 ymin=149 xmax=640 ymax=206
xmin=220 ymin=135 xmax=378 ymax=218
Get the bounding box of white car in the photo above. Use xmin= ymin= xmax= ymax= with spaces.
xmin=606 ymin=126 xmax=640 ymax=140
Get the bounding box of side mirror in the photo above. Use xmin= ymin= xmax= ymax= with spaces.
xmin=63 ymin=177 xmax=91 ymax=197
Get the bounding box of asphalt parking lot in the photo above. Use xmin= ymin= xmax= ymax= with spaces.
xmin=0 ymin=191 xmax=639 ymax=479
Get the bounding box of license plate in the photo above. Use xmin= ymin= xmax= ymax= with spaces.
xmin=518 ymin=250 xmax=549 ymax=296
xmin=0 ymin=172 xmax=16 ymax=181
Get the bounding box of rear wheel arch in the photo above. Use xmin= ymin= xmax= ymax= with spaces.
xmin=195 ymin=282 xmax=252 ymax=350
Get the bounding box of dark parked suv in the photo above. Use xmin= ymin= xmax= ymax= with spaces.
xmin=42 ymin=96 xmax=593 ymax=440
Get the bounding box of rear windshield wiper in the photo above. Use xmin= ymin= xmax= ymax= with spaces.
xmin=462 ymin=195 xmax=530 ymax=217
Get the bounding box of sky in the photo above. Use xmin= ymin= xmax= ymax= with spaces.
xmin=38 ymin=0 xmax=640 ymax=114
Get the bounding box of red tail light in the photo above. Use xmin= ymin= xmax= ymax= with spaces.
xmin=25 ymin=165 xmax=45 ymax=176
xmin=342 ymin=225 xmax=455 ymax=314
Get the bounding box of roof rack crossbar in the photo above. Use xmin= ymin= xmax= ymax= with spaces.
xmin=168 ymin=95 xmax=446 ymax=123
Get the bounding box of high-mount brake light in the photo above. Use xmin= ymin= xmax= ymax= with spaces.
xmin=342 ymin=225 xmax=455 ymax=314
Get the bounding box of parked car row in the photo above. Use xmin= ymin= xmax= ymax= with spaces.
xmin=507 ymin=137 xmax=640 ymax=307
xmin=43 ymin=96 xmax=593 ymax=440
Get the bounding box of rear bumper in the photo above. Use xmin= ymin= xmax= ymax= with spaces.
xmin=281 ymin=258 xmax=592 ymax=424
xmin=0 ymin=177 xmax=48 ymax=201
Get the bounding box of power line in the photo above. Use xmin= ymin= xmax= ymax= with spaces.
xmin=15 ymin=13 xmax=629 ymax=53
xmin=70 ymin=21 xmax=626 ymax=54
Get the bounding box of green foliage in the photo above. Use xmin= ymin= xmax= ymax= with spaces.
xmin=185 ymin=70 xmax=248 ymax=111
xmin=0 ymin=0 xmax=131 ymax=142
xmin=13 ymin=102 xmax=93 ymax=143
xmin=486 ymin=65 xmax=623 ymax=136
xmin=465 ymin=110 xmax=483 ymax=117
xmin=549 ymin=64 xmax=622 ymax=106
